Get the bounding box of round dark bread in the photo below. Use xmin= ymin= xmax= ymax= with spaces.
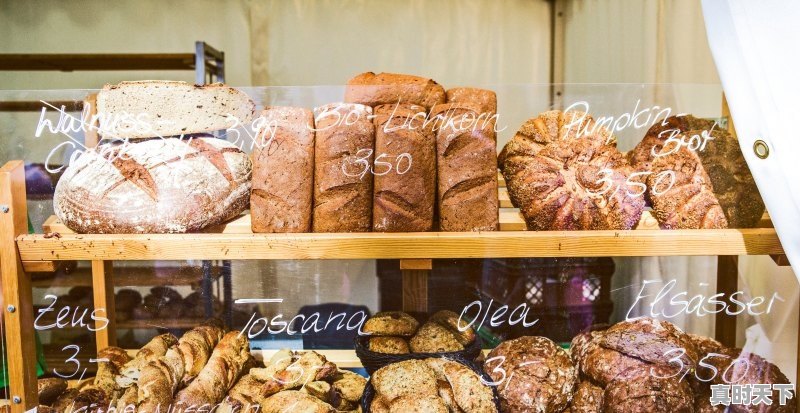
xmin=37 ymin=377 xmax=68 ymax=405
xmin=687 ymin=333 xmax=725 ymax=356
xmin=628 ymin=114 xmax=716 ymax=172
xmin=570 ymin=330 xmax=604 ymax=371
xmin=603 ymin=365 xmax=694 ymax=413
xmin=150 ymin=286 xmax=182 ymax=302
xmin=600 ymin=317 xmax=698 ymax=370
xmin=484 ymin=336 xmax=577 ymax=413
xmin=710 ymin=349 xmax=796 ymax=413
xmin=581 ymin=339 xmax=653 ymax=387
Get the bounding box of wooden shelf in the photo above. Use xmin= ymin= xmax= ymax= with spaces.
xmin=30 ymin=265 xmax=222 ymax=288
xmin=16 ymin=211 xmax=784 ymax=260
xmin=0 ymin=53 xmax=196 ymax=72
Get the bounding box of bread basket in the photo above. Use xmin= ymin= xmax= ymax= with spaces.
xmin=360 ymin=356 xmax=501 ymax=412
xmin=354 ymin=333 xmax=483 ymax=375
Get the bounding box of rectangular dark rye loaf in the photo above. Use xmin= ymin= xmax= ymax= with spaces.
xmin=372 ymin=104 xmax=436 ymax=232
xmin=312 ymin=103 xmax=375 ymax=232
xmin=431 ymin=88 xmax=499 ymax=231
xmin=251 ymin=106 xmax=315 ymax=233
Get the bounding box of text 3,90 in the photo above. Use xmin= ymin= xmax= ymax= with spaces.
xmin=342 ymin=149 xmax=412 ymax=180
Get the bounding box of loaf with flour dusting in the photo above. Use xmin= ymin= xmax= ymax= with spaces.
xmin=96 ymin=81 xmax=256 ymax=140
xmin=53 ymin=137 xmax=251 ymax=233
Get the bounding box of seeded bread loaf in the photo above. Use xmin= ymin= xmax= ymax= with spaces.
xmin=53 ymin=137 xmax=252 ymax=233
xmin=430 ymin=95 xmax=499 ymax=231
xmin=251 ymin=106 xmax=315 ymax=233
xmin=312 ymin=103 xmax=375 ymax=232
xmin=96 ymin=81 xmax=256 ymax=140
xmin=372 ymin=104 xmax=436 ymax=232
xmin=344 ymin=72 xmax=446 ymax=109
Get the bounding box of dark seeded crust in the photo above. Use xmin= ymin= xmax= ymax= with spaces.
xmin=372 ymin=104 xmax=436 ymax=232
xmin=570 ymin=331 xmax=602 ymax=370
xmin=484 ymin=336 xmax=577 ymax=413
xmin=648 ymin=141 xmax=728 ymax=229
xmin=251 ymin=106 xmax=315 ymax=233
xmin=581 ymin=340 xmax=653 ymax=387
xmin=697 ymin=130 xmax=765 ymax=228
xmin=710 ymin=349 xmax=796 ymax=413
xmin=369 ymin=336 xmax=410 ymax=354
xmin=687 ymin=333 xmax=725 ymax=356
xmin=363 ymin=312 xmax=419 ymax=336
xmin=503 ymin=133 xmax=644 ymax=230
xmin=569 ymin=381 xmax=604 ymax=413
xmin=628 ymin=114 xmax=716 ymax=173
xmin=603 ymin=365 xmax=694 ymax=413
xmin=600 ymin=317 xmax=699 ymax=369
xmin=344 ymin=72 xmax=446 ymax=110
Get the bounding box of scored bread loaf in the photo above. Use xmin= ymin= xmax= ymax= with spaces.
xmin=344 ymin=72 xmax=446 ymax=110
xmin=96 ymin=81 xmax=256 ymax=140
xmin=430 ymin=89 xmax=499 ymax=231
xmin=53 ymin=137 xmax=252 ymax=234
xmin=87 ymin=347 xmax=131 ymax=403
xmin=312 ymin=103 xmax=375 ymax=232
xmin=372 ymin=104 xmax=436 ymax=232
xmin=174 ymin=331 xmax=251 ymax=410
xmin=251 ymin=106 xmax=315 ymax=233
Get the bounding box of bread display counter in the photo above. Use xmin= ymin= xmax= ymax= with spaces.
xmin=0 ymin=75 xmax=795 ymax=413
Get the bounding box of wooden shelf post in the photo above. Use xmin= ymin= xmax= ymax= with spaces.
xmin=714 ymin=256 xmax=739 ymax=347
xmin=91 ymin=260 xmax=117 ymax=349
xmin=0 ymin=161 xmax=38 ymax=412
xmin=401 ymin=259 xmax=432 ymax=313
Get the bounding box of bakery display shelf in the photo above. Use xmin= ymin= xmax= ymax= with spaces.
xmin=115 ymin=318 xmax=218 ymax=330
xmin=30 ymin=265 xmax=223 ymax=288
xmin=17 ymin=208 xmax=784 ymax=261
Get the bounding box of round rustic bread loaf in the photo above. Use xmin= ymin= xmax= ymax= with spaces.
xmin=484 ymin=336 xmax=577 ymax=413
xmin=580 ymin=337 xmax=652 ymax=387
xmin=54 ymin=137 xmax=251 ymax=233
xmin=502 ymin=128 xmax=644 ymax=230
xmin=569 ymin=381 xmax=604 ymax=413
xmin=708 ymin=349 xmax=795 ymax=413
xmin=603 ymin=365 xmax=694 ymax=413
xmin=630 ymin=115 xmax=764 ymax=228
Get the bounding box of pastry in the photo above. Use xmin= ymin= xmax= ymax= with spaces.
xmin=251 ymin=106 xmax=315 ymax=233
xmin=372 ymin=103 xmax=436 ymax=232
xmin=53 ymin=137 xmax=252 ymax=233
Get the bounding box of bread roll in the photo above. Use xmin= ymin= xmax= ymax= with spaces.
xmin=372 ymin=103 xmax=436 ymax=232
xmin=312 ymin=103 xmax=375 ymax=232
xmin=251 ymin=107 xmax=315 ymax=233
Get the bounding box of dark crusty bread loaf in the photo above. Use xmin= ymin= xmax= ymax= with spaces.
xmin=96 ymin=81 xmax=256 ymax=140
xmin=53 ymin=137 xmax=252 ymax=234
xmin=372 ymin=103 xmax=436 ymax=232
xmin=312 ymin=103 xmax=375 ymax=232
xmin=345 ymin=72 xmax=446 ymax=110
xmin=430 ymin=93 xmax=499 ymax=231
xmin=251 ymin=106 xmax=315 ymax=233
xmin=446 ymin=87 xmax=497 ymax=114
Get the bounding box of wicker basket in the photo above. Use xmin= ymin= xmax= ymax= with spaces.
xmin=354 ymin=334 xmax=483 ymax=375
xmin=360 ymin=356 xmax=501 ymax=412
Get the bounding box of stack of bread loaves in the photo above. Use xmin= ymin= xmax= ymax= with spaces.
xmin=251 ymin=72 xmax=500 ymax=233
xmin=362 ymin=310 xmax=477 ymax=355
xmin=53 ymin=81 xmax=255 ymax=234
